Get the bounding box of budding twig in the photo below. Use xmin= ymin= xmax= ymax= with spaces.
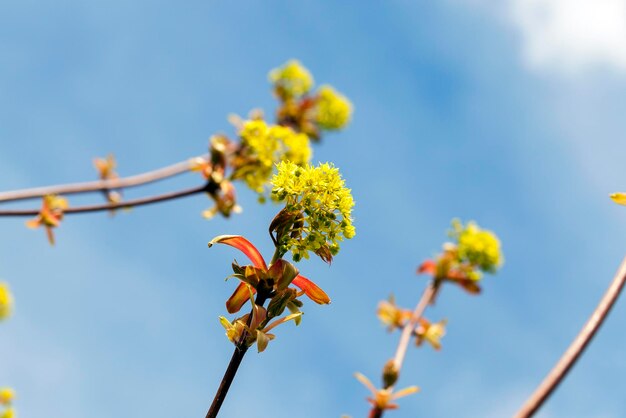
xmin=393 ymin=281 xmax=436 ymax=371
xmin=0 ymin=185 xmax=210 ymax=217
xmin=368 ymin=281 xmax=437 ymax=418
xmin=513 ymin=257 xmax=626 ymax=418
xmin=0 ymin=155 xmax=208 ymax=203
xmin=206 ymin=292 xmax=270 ymax=418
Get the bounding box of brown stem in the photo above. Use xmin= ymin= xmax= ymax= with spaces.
xmin=0 ymin=185 xmax=210 ymax=217
xmin=0 ymin=154 xmax=208 ymax=203
xmin=205 ymin=343 xmax=249 ymax=418
xmin=393 ymin=281 xmax=436 ymax=371
xmin=367 ymin=281 xmax=437 ymax=418
xmin=513 ymin=257 xmax=626 ymax=418
xmin=206 ymin=293 xmax=269 ymax=418
xmin=369 ymin=407 xmax=383 ymax=418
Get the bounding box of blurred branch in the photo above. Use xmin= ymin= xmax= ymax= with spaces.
xmin=206 ymin=292 xmax=270 ymax=418
xmin=0 ymin=184 xmax=210 ymax=216
xmin=513 ymin=257 xmax=626 ymax=418
xmin=0 ymin=154 xmax=208 ymax=203
xmin=368 ymin=281 xmax=436 ymax=418
xmin=393 ymin=281 xmax=436 ymax=371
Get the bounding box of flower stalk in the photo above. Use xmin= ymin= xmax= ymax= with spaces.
xmin=206 ymin=291 xmax=270 ymax=418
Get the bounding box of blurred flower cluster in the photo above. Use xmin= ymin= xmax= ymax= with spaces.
xmin=271 ymin=60 xmax=353 ymax=140
xmin=0 ymin=388 xmax=14 ymax=418
xmin=193 ymin=60 xmax=353 ymax=216
xmin=355 ymin=219 xmax=503 ymax=416
xmin=26 ymin=195 xmax=68 ymax=245
xmin=0 ymin=283 xmax=12 ymax=322
xmin=1 ymin=285 xmax=15 ymax=418
xmin=418 ymin=219 xmax=503 ymax=294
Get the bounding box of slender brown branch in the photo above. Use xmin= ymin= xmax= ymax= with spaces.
xmin=368 ymin=281 xmax=437 ymax=418
xmin=206 ymin=293 xmax=269 ymax=418
xmin=369 ymin=408 xmax=383 ymax=418
xmin=205 ymin=341 xmax=249 ymax=418
xmin=0 ymin=154 xmax=208 ymax=203
xmin=513 ymin=256 xmax=626 ymax=418
xmin=393 ymin=281 xmax=436 ymax=371
xmin=0 ymin=185 xmax=209 ymax=217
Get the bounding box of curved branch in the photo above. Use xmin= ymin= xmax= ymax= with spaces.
xmin=513 ymin=256 xmax=626 ymax=418
xmin=393 ymin=281 xmax=436 ymax=371
xmin=0 ymin=154 xmax=208 ymax=203
xmin=368 ymin=281 xmax=437 ymax=418
xmin=0 ymin=184 xmax=209 ymax=216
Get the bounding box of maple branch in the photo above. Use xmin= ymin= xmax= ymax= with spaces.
xmin=0 ymin=184 xmax=212 ymax=216
xmin=513 ymin=257 xmax=626 ymax=418
xmin=0 ymin=154 xmax=208 ymax=203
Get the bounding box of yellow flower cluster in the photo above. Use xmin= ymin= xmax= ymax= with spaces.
xmin=315 ymin=85 xmax=353 ymax=130
xmin=0 ymin=387 xmax=14 ymax=418
xmin=271 ymin=161 xmax=355 ymax=262
xmin=0 ymin=283 xmax=13 ymax=321
xmin=269 ymin=60 xmax=314 ymax=99
xmin=449 ymin=219 xmax=503 ymax=274
xmin=236 ymin=120 xmax=312 ymax=195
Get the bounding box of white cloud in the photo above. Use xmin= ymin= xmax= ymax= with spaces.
xmin=511 ymin=0 xmax=626 ymax=74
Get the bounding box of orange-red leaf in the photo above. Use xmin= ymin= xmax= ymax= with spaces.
xmin=292 ymin=275 xmax=331 ymax=305
xmin=417 ymin=260 xmax=436 ymax=275
xmin=226 ymin=282 xmax=256 ymax=314
xmin=208 ymin=235 xmax=268 ymax=270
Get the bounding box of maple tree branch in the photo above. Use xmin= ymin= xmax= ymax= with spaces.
xmin=513 ymin=257 xmax=626 ymax=418
xmin=0 ymin=154 xmax=208 ymax=203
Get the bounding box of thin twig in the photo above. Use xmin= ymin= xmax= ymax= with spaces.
xmin=368 ymin=281 xmax=437 ymax=418
xmin=0 ymin=154 xmax=208 ymax=203
xmin=513 ymin=256 xmax=626 ymax=418
xmin=0 ymin=185 xmax=209 ymax=217
xmin=369 ymin=408 xmax=383 ymax=418
xmin=393 ymin=281 xmax=436 ymax=371
xmin=206 ymin=293 xmax=269 ymax=418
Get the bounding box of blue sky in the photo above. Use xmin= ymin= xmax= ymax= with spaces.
xmin=1 ymin=1 xmax=626 ymax=417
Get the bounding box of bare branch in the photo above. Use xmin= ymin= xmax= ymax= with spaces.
xmin=0 ymin=154 xmax=208 ymax=203
xmin=514 ymin=257 xmax=626 ymax=418
xmin=0 ymin=185 xmax=209 ymax=217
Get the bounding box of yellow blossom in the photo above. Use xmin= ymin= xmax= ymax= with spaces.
xmin=0 ymin=388 xmax=14 ymax=406
xmin=0 ymin=407 xmax=14 ymax=418
xmin=449 ymin=219 xmax=503 ymax=273
xmin=315 ymin=85 xmax=353 ymax=130
xmin=234 ymin=120 xmax=312 ymax=195
xmin=271 ymin=161 xmax=355 ymax=262
xmin=0 ymin=283 xmax=14 ymax=321
xmin=269 ymin=60 xmax=314 ymax=99
xmin=610 ymin=192 xmax=626 ymax=205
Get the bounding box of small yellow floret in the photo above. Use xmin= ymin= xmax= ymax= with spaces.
xmin=269 ymin=60 xmax=314 ymax=98
xmin=315 ymin=85 xmax=353 ymax=130
xmin=0 ymin=284 xmax=13 ymax=321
